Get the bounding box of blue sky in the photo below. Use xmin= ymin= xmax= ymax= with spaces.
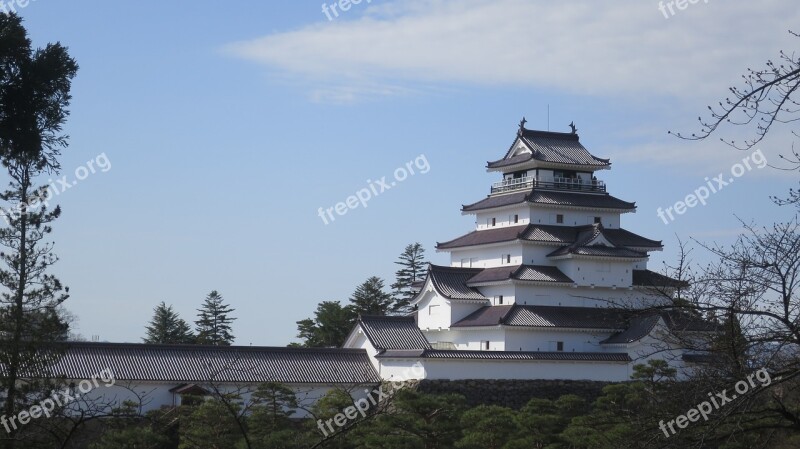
xmin=13 ymin=0 xmax=799 ymax=345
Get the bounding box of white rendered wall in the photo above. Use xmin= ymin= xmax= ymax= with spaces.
xmin=450 ymin=245 xmax=523 ymax=269
xmin=76 ymin=382 xmax=370 ymax=418
xmin=555 ymin=259 xmax=635 ymax=288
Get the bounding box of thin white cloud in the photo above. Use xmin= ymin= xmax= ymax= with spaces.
xmin=223 ymin=0 xmax=799 ymax=103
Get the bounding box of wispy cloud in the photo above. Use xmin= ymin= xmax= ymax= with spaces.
xmin=223 ymin=0 xmax=798 ymax=103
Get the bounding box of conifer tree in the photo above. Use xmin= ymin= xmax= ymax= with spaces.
xmin=0 ymin=14 xmax=78 ymax=448
xmin=349 ymin=276 xmax=393 ymax=316
xmin=195 ymin=290 xmax=236 ymax=346
xmin=390 ymin=243 xmax=427 ymax=314
xmin=143 ymin=302 xmax=195 ymax=344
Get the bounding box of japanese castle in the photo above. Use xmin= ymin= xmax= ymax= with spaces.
xmin=34 ymin=120 xmax=715 ymax=414
xmin=344 ymin=120 xmax=713 ymax=381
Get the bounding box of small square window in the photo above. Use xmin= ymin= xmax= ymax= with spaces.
xmin=556 ymin=214 xmax=564 ymax=224
xmin=514 ymin=214 xmax=519 ymax=224
xmin=594 ymin=216 xmax=602 ymax=224
xmin=556 ymin=341 xmax=564 ymax=351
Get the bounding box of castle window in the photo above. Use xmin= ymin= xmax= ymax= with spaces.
xmin=514 ymin=214 xmax=519 ymax=224
xmin=594 ymin=216 xmax=602 ymax=224
xmin=492 ymin=217 xmax=496 ymax=227
xmin=556 ymin=214 xmax=564 ymax=224
xmin=482 ymin=341 xmax=490 ymax=351
xmin=556 ymin=341 xmax=564 ymax=351
xmin=498 ymin=295 xmax=504 ymax=305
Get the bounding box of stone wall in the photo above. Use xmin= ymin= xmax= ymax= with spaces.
xmin=416 ymin=379 xmax=616 ymax=409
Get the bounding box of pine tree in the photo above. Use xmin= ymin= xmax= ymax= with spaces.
xmin=195 ymin=290 xmax=236 ymax=346
xmin=390 ymin=243 xmax=427 ymax=314
xmin=350 ymin=276 xmax=393 ymax=316
xmin=0 ymin=14 xmax=78 ymax=447
xmin=143 ymin=302 xmax=195 ymax=344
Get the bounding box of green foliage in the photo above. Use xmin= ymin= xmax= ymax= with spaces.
xmin=195 ymin=290 xmax=236 ymax=346
xmin=0 ymin=12 xmax=78 ymax=443
xmin=390 ymin=243 xmax=427 ymax=314
xmin=354 ymin=389 xmax=467 ymax=449
xmin=178 ymin=398 xmax=244 ymax=449
xmin=308 ymin=389 xmax=358 ymax=448
xmin=349 ymin=276 xmax=393 ymax=316
xmin=143 ymin=301 xmax=195 ymax=344
xmin=456 ymin=405 xmax=519 ymax=449
xmin=89 ymin=427 xmax=171 ymax=449
xmin=249 ymin=382 xmax=299 ymax=439
xmin=296 ymin=300 xmax=357 ymax=347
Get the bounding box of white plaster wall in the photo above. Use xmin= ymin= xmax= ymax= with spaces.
xmin=555 ymin=259 xmax=634 ymax=288
xmin=529 ymin=209 xmax=621 ymax=228
xmin=450 ymin=245 xmax=523 ymax=268
xmin=76 ymin=383 xmax=371 ymax=418
xmin=475 ymin=207 xmax=531 ymax=230
xmin=504 ymin=328 xmax=618 ymax=352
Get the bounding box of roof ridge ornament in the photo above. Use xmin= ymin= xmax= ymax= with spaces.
xmin=569 ymin=121 xmax=578 ymax=134
xmin=517 ymin=117 xmax=527 ymax=136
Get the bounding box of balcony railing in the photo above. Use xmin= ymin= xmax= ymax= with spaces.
xmin=491 ymin=176 xmax=606 ymax=194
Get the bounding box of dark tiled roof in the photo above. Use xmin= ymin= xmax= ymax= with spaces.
xmin=437 ymin=225 xmax=527 ymax=249
xmin=547 ymin=245 xmax=648 ymax=258
xmin=528 ymin=191 xmax=635 ymax=210
xmin=546 ymin=224 xmax=648 ymax=259
xmin=466 ymin=265 xmax=573 ymax=285
xmin=453 ymin=305 xmax=629 ymax=329
xmin=601 ymin=315 xmax=661 ymax=344
xmin=682 ymin=353 xmax=716 ymax=364
xmin=358 ymin=315 xmax=431 ymax=351
xmin=632 ymin=270 xmax=689 ymax=288
xmin=660 ymin=310 xmax=718 ymax=332
xmin=462 ymin=191 xmax=529 ymax=212
xmin=451 ymin=305 xmax=513 ymax=327
xmin=605 ymin=229 xmax=662 ymax=248
xmin=504 ymin=306 xmax=627 ymax=328
xmin=602 ymin=310 xmax=717 ymax=344
xmin=30 ymin=342 xmax=380 ymax=384
xmin=488 ymin=129 xmax=611 ymax=169
xmin=487 ymin=153 xmax=533 ymax=169
xmin=427 ymin=264 xmax=487 ymax=301
xmin=462 ymin=190 xmax=636 ymax=213
xmin=437 ymin=224 xmax=661 ymax=250
xmin=379 ymin=349 xmax=630 ymax=363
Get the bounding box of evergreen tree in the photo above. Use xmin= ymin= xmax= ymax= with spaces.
xmin=349 ymin=276 xmax=393 ymax=316
xmin=143 ymin=302 xmax=195 ymax=344
xmin=248 ymin=382 xmax=307 ymax=448
xmin=0 ymin=13 xmax=78 ymax=448
xmin=390 ymin=242 xmax=427 ymax=314
xmin=195 ymin=290 xmax=236 ymax=346
xmin=295 ymin=301 xmax=356 ymax=348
